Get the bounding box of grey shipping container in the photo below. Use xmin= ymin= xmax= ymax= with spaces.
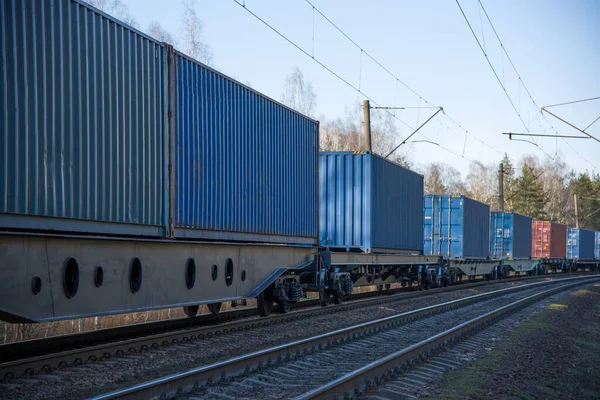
xmin=1 ymin=0 xmax=168 ymax=237
xmin=489 ymin=212 xmax=532 ymax=259
xmin=319 ymin=151 xmax=424 ymax=253
xmin=424 ymin=194 xmax=490 ymax=259
xmin=172 ymin=51 xmax=319 ymax=244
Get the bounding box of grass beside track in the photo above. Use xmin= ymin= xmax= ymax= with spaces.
xmin=426 ymin=283 xmax=600 ymax=400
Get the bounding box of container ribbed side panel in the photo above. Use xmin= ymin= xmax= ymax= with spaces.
xmin=319 ymin=152 xmax=423 ymax=253
xmin=319 ymin=152 xmax=371 ymax=251
xmin=550 ymin=223 xmax=567 ymax=258
xmin=462 ymin=197 xmax=490 ymax=258
xmin=595 ymin=231 xmax=600 ymax=260
xmin=424 ymin=194 xmax=489 ymax=259
xmin=567 ymin=228 xmax=595 ymax=260
xmin=371 ymin=154 xmax=423 ymax=252
xmin=490 ymin=212 xmax=532 ymax=259
xmin=0 ymin=0 xmax=166 ymax=234
xmin=173 ymin=53 xmax=318 ymax=243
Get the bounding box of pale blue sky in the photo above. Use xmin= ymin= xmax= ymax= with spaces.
xmin=123 ymin=0 xmax=599 ymax=176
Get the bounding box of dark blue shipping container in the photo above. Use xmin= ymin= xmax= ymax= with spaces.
xmin=596 ymin=231 xmax=600 ymax=260
xmin=172 ymin=52 xmax=319 ymax=244
xmin=489 ymin=212 xmax=532 ymax=259
xmin=0 ymin=0 xmax=319 ymax=245
xmin=0 ymin=0 xmax=167 ymax=236
xmin=566 ymin=228 xmax=595 ymax=260
xmin=424 ymin=195 xmax=490 ymax=259
xmin=319 ymin=152 xmax=424 ymax=253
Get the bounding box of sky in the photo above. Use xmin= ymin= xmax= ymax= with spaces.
xmin=120 ymin=0 xmax=599 ymax=177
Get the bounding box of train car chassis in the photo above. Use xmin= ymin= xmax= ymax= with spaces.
xmin=302 ymin=251 xmax=445 ymax=306
xmin=0 ymin=232 xmax=316 ymax=323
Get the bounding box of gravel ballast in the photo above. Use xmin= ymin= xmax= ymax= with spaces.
xmin=0 ymin=277 xmax=580 ymax=399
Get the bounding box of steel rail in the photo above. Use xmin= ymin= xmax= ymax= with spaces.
xmin=296 ymin=277 xmax=599 ymax=399
xmin=0 ymin=272 xmax=564 ymax=379
xmin=90 ymin=275 xmax=598 ymax=400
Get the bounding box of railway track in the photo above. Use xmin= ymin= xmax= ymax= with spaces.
xmin=0 ymin=272 xmax=589 ymax=382
xmin=0 ymin=273 xmax=568 ymax=380
xmin=89 ymin=275 xmax=599 ymax=400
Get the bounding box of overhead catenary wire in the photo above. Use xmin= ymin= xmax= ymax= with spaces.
xmin=455 ymin=0 xmax=530 ymax=135
xmin=474 ymin=0 xmax=599 ymax=172
xmin=543 ymin=96 xmax=600 ymax=109
xmin=304 ymin=0 xmax=507 ymax=165
xmin=232 ymin=0 xmax=499 ymax=172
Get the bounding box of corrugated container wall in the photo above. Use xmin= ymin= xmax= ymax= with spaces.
xmin=566 ymin=228 xmax=595 ymax=260
xmin=531 ymin=220 xmax=567 ymax=258
xmin=424 ymin=195 xmax=490 ymax=259
xmin=0 ymin=0 xmax=167 ymax=236
xmin=490 ymin=212 xmax=532 ymax=259
xmin=173 ymin=52 xmax=319 ymax=244
xmin=319 ymin=152 xmax=424 ymax=253
xmin=595 ymin=232 xmax=600 ymax=260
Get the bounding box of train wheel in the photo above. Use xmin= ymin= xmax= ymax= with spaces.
xmin=207 ymin=302 xmax=222 ymax=315
xmin=319 ymin=288 xmax=328 ymax=307
xmin=278 ymin=300 xmax=291 ymax=314
xmin=257 ymin=292 xmax=273 ymax=317
xmin=183 ymin=305 xmax=200 ymax=318
xmin=333 ymin=292 xmax=344 ymax=304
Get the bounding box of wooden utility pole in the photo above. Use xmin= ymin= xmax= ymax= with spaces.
xmin=574 ymin=193 xmax=579 ymax=228
xmin=498 ymin=162 xmax=504 ymax=212
xmin=363 ymin=100 xmax=372 ymax=152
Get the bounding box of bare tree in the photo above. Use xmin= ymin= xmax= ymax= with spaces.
xmin=84 ymin=0 xmax=139 ymax=28
xmin=148 ymin=21 xmax=177 ymax=45
xmin=281 ymin=67 xmax=317 ymax=118
xmin=423 ymin=163 xmax=466 ymax=195
xmin=466 ymin=162 xmax=497 ymax=207
xmin=181 ymin=0 xmax=214 ymax=65
xmin=541 ymin=154 xmax=574 ymax=224
xmin=424 ymin=163 xmax=447 ymax=194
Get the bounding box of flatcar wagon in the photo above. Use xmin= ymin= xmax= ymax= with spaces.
xmin=0 ymin=0 xmax=319 ymax=322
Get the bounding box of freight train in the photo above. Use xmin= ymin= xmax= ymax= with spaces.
xmin=1 ymin=0 xmax=599 ymax=323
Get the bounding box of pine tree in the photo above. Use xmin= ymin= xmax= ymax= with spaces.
xmin=512 ymin=163 xmax=546 ymax=219
xmin=501 ymin=154 xmax=516 ymax=212
xmin=570 ymin=173 xmax=600 ymax=230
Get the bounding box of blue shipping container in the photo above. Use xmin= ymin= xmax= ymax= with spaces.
xmin=173 ymin=52 xmax=319 ymax=244
xmin=0 ymin=0 xmax=167 ymax=237
xmin=596 ymin=232 xmax=600 ymax=260
xmin=489 ymin=212 xmax=532 ymax=259
xmin=319 ymin=152 xmax=424 ymax=253
xmin=424 ymin=195 xmax=490 ymax=259
xmin=566 ymin=228 xmax=595 ymax=260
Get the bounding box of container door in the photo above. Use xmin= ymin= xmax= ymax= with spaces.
xmin=502 ymin=213 xmax=512 ymax=258
xmin=567 ymin=228 xmax=578 ymax=259
xmin=423 ymin=196 xmax=436 ymax=255
xmin=490 ymin=212 xmax=502 ymax=258
xmin=440 ymin=197 xmax=463 ymax=258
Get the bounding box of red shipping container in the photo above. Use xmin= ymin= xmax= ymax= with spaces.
xmin=532 ymin=220 xmax=567 ymax=258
